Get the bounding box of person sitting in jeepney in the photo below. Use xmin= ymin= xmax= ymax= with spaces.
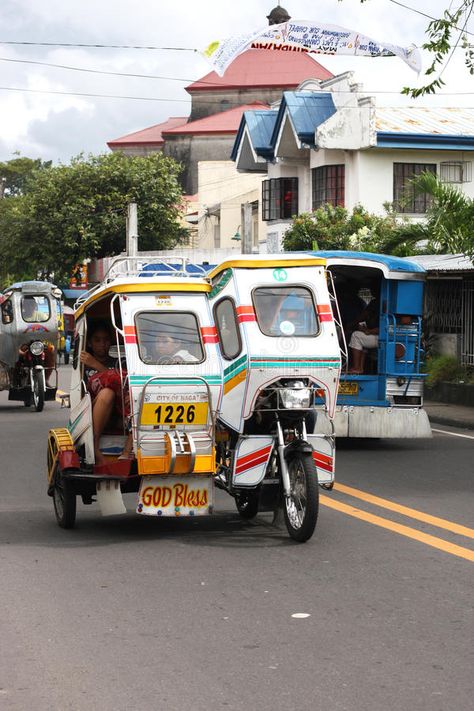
xmin=79 ymin=321 xmax=133 ymax=465
xmin=348 ymin=295 xmax=380 ymax=374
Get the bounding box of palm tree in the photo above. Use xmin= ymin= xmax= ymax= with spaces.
xmin=392 ymin=172 xmax=474 ymax=258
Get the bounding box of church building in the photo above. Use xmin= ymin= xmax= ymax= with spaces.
xmin=107 ymin=5 xmax=333 ymax=196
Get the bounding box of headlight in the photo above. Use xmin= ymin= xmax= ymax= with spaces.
xmin=280 ymin=387 xmax=312 ymax=409
xmin=30 ymin=341 xmax=45 ymax=356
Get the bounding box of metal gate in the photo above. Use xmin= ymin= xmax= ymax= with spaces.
xmin=462 ymin=280 xmax=474 ymax=366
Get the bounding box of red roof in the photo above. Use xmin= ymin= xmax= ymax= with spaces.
xmin=187 ymin=48 xmax=333 ymax=92
xmin=162 ymin=103 xmax=270 ymax=137
xmin=107 ymin=117 xmax=188 ymax=147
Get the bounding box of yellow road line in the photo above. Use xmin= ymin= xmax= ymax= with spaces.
xmin=334 ymin=482 xmax=474 ymax=540
xmin=320 ymin=495 xmax=474 ymax=563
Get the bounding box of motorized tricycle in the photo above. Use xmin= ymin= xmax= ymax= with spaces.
xmin=0 ymin=281 xmax=59 ymax=411
xmin=47 ymin=255 xmax=341 ymax=542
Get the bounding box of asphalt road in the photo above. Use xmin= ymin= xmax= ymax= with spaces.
xmin=0 ymin=366 xmax=473 ymax=711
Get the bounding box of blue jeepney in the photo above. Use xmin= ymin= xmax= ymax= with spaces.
xmin=312 ymin=251 xmax=431 ymax=438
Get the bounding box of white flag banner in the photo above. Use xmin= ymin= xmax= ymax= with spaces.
xmin=203 ymin=20 xmax=421 ymax=77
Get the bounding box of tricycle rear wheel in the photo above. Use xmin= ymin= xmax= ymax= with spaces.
xmin=52 ymin=468 xmax=77 ymax=529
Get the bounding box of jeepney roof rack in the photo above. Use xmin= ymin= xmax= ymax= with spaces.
xmin=74 ymin=255 xmax=212 ymax=310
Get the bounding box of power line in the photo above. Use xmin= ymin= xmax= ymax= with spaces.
xmin=2 ymin=85 xmax=474 ymax=105
xmin=0 ymin=85 xmax=191 ymax=102
xmin=0 ymin=40 xmax=196 ymax=50
xmin=0 ymin=55 xmax=195 ymax=82
xmin=388 ymin=0 xmax=474 ymax=37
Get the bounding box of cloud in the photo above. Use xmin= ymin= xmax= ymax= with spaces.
xmin=0 ymin=0 xmax=469 ymax=163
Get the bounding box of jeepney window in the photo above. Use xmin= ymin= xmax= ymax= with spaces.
xmin=252 ymin=286 xmax=319 ymax=337
xmin=214 ymin=297 xmax=241 ymax=360
xmin=1 ymin=298 xmax=14 ymax=324
xmin=21 ymin=295 xmax=50 ymax=323
xmin=135 ymin=312 xmax=204 ymax=364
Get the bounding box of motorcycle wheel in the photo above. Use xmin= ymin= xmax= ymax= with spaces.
xmin=235 ymin=490 xmax=259 ymax=520
xmin=52 ymin=467 xmax=76 ymax=529
xmin=283 ymin=453 xmax=319 ymax=543
xmin=23 ymin=392 xmax=32 ymax=407
xmin=33 ymin=371 xmax=45 ymax=412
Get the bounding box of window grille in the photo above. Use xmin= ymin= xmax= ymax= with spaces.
xmin=440 ymin=161 xmax=472 ymax=184
xmin=425 ymin=280 xmax=462 ymax=334
xmin=312 ymin=165 xmax=345 ymax=209
xmin=393 ymin=163 xmax=436 ymax=213
xmin=262 ymin=178 xmax=298 ymax=221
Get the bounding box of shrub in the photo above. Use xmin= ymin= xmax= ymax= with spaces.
xmin=425 ymin=355 xmax=465 ymax=387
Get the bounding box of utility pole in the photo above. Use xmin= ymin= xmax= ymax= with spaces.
xmin=126 ymin=202 xmax=138 ymax=257
xmin=241 ymin=202 xmax=253 ymax=254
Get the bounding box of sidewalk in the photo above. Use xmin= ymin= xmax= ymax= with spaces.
xmin=424 ymin=400 xmax=474 ymax=430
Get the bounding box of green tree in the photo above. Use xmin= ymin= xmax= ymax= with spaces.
xmin=392 ymin=171 xmax=474 ymax=258
xmin=0 ymin=155 xmax=52 ymax=197
xmin=347 ymin=1 xmax=474 ymax=96
xmin=0 ymin=151 xmax=187 ymax=285
xmin=282 ymin=203 xmax=409 ymax=255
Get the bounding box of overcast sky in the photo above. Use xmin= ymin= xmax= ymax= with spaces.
xmin=0 ymin=0 xmax=472 ymax=164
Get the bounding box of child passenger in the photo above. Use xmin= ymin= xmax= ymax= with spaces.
xmin=80 ymin=321 xmax=133 ymax=466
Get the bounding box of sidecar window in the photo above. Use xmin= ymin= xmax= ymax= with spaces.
xmin=252 ymin=286 xmax=319 ymax=337
xmin=214 ymin=297 xmax=241 ymax=360
xmin=1 ymin=298 xmax=14 ymax=324
xmin=135 ymin=312 xmax=204 ymax=364
xmin=21 ymin=296 xmax=50 ymax=323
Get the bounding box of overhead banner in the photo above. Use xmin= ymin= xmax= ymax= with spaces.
xmin=203 ymin=20 xmax=421 ymax=77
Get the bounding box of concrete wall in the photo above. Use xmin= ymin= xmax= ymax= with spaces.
xmin=197 ymin=161 xmax=266 ymax=251
xmin=109 ymin=145 xmax=163 ymax=157
xmin=188 ymin=88 xmax=287 ymax=121
xmin=164 ymin=135 xmax=237 ymax=195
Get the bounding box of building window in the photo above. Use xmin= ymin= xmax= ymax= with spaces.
xmin=312 ymin=165 xmax=345 ymax=209
xmin=262 ymin=178 xmax=298 ymax=221
xmin=440 ymin=161 xmax=472 ymax=184
xmin=393 ymin=163 xmax=436 ymax=213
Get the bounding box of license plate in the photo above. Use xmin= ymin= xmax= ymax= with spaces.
xmin=140 ymin=401 xmax=208 ymax=426
xmin=338 ymin=381 xmax=358 ymax=395
xmin=137 ymin=476 xmax=213 ymax=516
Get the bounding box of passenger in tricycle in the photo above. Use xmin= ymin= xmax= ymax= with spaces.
xmin=80 ymin=321 xmax=132 ymax=465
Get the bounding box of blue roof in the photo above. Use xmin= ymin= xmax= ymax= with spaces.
xmin=272 ymin=92 xmax=337 ymax=148
xmin=232 ymin=92 xmax=337 ymax=162
xmin=309 ymin=250 xmax=426 ymax=274
xmin=231 ymin=110 xmax=278 ymax=161
xmin=377 ymin=132 xmax=474 ymax=151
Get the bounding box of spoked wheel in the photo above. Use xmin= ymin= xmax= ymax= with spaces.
xmin=33 ymin=371 xmax=45 ymax=412
xmin=235 ymin=489 xmax=259 ymax=520
xmin=52 ymin=466 xmax=77 ymax=529
xmin=283 ymin=453 xmax=319 ymax=542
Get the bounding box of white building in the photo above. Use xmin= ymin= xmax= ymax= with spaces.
xmin=232 ymin=72 xmax=474 ymax=251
